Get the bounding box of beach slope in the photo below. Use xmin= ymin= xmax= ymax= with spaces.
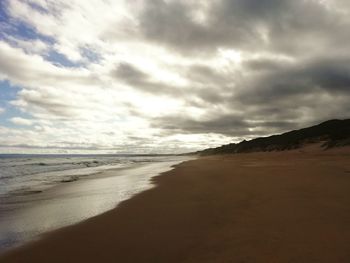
xmin=1 ymin=147 xmax=350 ymax=262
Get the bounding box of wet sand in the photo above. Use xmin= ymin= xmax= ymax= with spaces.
xmin=1 ymin=146 xmax=350 ymax=262
xmin=0 ymin=159 xmax=188 ymax=251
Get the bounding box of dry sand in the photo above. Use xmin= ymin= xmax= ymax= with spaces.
xmin=1 ymin=146 xmax=350 ymax=262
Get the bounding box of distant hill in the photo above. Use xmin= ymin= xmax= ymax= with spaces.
xmin=198 ymin=119 xmax=350 ymax=155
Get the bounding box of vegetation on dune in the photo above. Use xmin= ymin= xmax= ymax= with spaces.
xmin=198 ymin=119 xmax=350 ymax=155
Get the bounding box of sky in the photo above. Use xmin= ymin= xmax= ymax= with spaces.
xmin=0 ymin=0 xmax=349 ymax=154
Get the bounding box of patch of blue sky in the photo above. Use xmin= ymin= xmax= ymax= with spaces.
xmin=46 ymin=46 xmax=102 ymax=68
xmin=1 ymin=2 xmax=101 ymax=70
xmin=0 ymin=1 xmax=10 ymax=23
xmin=44 ymin=46 xmax=101 ymax=68
xmin=81 ymin=46 xmax=102 ymax=64
xmin=26 ymin=1 xmax=49 ymax=15
xmin=45 ymin=50 xmax=82 ymax=68
xmin=0 ymin=80 xmax=32 ymax=128
xmin=0 ymin=2 xmax=53 ymax=44
xmin=0 ymin=2 xmax=83 ymax=69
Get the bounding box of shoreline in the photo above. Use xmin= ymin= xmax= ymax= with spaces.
xmin=0 ymin=157 xmax=190 ymax=253
xmin=1 ymin=147 xmax=350 ymax=262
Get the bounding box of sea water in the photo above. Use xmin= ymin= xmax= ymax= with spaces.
xmin=0 ymin=154 xmax=190 ymax=252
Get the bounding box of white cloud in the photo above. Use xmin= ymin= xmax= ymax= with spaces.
xmin=10 ymin=117 xmax=34 ymax=126
xmin=7 ymin=37 xmax=49 ymax=55
xmin=0 ymin=107 xmax=5 ymax=114
xmin=7 ymin=0 xmax=135 ymax=62
xmin=0 ymin=0 xmax=349 ymax=153
xmin=0 ymin=41 xmax=94 ymax=88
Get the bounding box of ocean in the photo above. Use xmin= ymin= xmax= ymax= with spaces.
xmin=0 ymin=154 xmax=190 ymax=252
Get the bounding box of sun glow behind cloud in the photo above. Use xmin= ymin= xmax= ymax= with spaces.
xmin=0 ymin=0 xmax=350 ymax=153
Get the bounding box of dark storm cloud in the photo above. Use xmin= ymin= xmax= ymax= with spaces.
xmin=235 ymin=55 xmax=350 ymax=106
xmin=152 ymin=113 xmax=298 ymax=137
xmin=138 ymin=0 xmax=350 ymax=55
xmin=301 ymin=58 xmax=350 ymax=93
xmin=183 ymin=64 xmax=234 ymax=85
xmin=148 ymin=53 xmax=350 ymax=137
xmin=187 ymin=55 xmax=350 ymax=105
xmin=111 ymin=62 xmax=184 ymax=96
xmin=113 ymin=62 xmax=148 ymax=82
xmin=125 ymin=0 xmax=350 ymax=140
xmin=112 ymin=62 xmax=233 ymax=103
xmin=138 ymin=0 xmax=214 ymax=54
xmin=7 ymin=0 xmax=350 ymax=153
xmin=243 ymin=57 xmax=292 ymax=72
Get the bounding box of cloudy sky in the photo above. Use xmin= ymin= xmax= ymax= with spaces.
xmin=0 ymin=0 xmax=349 ymax=153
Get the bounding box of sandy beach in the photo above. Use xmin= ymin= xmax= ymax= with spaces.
xmin=0 ymin=156 xmax=188 ymax=251
xmin=1 ymin=146 xmax=350 ymax=262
